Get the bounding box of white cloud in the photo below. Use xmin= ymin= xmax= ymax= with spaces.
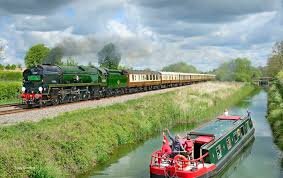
xmin=0 ymin=0 xmax=282 ymax=71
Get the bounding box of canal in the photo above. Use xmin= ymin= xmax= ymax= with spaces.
xmin=85 ymin=90 xmax=282 ymax=178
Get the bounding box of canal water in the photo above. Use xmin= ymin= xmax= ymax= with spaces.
xmin=86 ymin=90 xmax=282 ymax=178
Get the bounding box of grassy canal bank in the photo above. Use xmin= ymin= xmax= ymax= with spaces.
xmin=268 ymin=71 xmax=283 ymax=151
xmin=0 ymin=82 xmax=254 ymax=177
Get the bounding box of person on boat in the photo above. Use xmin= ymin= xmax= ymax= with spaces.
xmin=247 ymin=109 xmax=251 ymax=117
xmin=161 ymin=132 xmax=172 ymax=156
xmin=165 ymin=128 xmax=185 ymax=153
xmin=224 ymin=109 xmax=229 ymax=116
xmin=183 ymin=134 xmax=194 ymax=160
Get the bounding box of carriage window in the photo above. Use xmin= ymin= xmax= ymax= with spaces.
xmin=226 ymin=137 xmax=232 ymax=150
xmin=153 ymin=75 xmax=155 ymax=80
xmin=150 ymin=75 xmax=152 ymax=80
xmin=216 ymin=145 xmax=222 ymax=160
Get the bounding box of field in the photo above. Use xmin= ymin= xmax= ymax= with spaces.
xmin=0 ymin=82 xmax=254 ymax=177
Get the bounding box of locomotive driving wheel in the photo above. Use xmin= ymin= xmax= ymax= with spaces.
xmin=51 ymin=97 xmax=60 ymax=105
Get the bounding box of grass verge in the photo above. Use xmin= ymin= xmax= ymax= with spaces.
xmin=0 ymin=82 xmax=254 ymax=177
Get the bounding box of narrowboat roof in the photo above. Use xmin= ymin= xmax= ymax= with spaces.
xmin=191 ymin=116 xmax=243 ymax=139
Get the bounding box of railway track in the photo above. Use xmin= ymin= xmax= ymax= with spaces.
xmin=0 ymin=84 xmax=188 ymax=116
xmin=0 ymin=104 xmax=26 ymax=116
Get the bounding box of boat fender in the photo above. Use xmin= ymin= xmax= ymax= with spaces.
xmin=173 ymin=154 xmax=189 ymax=168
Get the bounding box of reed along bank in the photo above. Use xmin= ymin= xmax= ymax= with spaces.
xmin=0 ymin=82 xmax=255 ymax=177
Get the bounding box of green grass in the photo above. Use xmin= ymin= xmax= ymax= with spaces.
xmin=0 ymin=82 xmax=254 ymax=177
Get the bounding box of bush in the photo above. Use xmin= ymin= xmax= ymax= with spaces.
xmin=0 ymin=71 xmax=22 ymax=81
xmin=268 ymin=75 xmax=283 ymax=151
xmin=0 ymin=81 xmax=21 ymax=100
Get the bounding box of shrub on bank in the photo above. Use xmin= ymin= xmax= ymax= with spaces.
xmin=268 ymin=72 xmax=283 ymax=150
xmin=0 ymin=81 xmax=21 ymax=101
xmin=0 ymin=82 xmax=254 ymax=177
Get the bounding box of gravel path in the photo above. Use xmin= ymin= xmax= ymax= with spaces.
xmin=0 ymin=84 xmax=200 ymax=125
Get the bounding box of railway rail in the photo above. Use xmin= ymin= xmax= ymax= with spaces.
xmin=0 ymin=104 xmax=26 ymax=116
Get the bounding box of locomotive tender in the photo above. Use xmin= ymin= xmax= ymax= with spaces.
xmin=21 ymin=64 xmax=215 ymax=107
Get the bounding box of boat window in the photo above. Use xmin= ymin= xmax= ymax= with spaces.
xmin=249 ymin=120 xmax=253 ymax=128
xmin=226 ymin=137 xmax=232 ymax=150
xmin=246 ymin=122 xmax=249 ymax=130
xmin=244 ymin=124 xmax=248 ymax=133
xmin=233 ymin=132 xmax=239 ymax=143
xmin=216 ymin=145 xmax=222 ymax=160
xmin=237 ymin=128 xmax=241 ymax=138
xmin=240 ymin=126 xmax=245 ymax=136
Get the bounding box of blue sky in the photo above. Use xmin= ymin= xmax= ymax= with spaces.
xmin=0 ymin=0 xmax=282 ymax=71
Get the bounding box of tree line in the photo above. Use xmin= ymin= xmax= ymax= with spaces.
xmin=0 ymin=64 xmax=22 ymax=70
xmin=264 ymin=41 xmax=283 ymax=77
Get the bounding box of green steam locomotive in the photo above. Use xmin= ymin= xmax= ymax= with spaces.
xmin=21 ymin=64 xmax=215 ymax=107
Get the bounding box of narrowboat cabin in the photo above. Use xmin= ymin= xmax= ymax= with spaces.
xmin=149 ymin=113 xmax=255 ymax=178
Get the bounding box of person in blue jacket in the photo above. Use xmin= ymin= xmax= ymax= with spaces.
xmin=165 ymin=128 xmax=185 ymax=152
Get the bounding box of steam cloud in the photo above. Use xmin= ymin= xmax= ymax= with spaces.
xmin=44 ymin=35 xmax=156 ymax=65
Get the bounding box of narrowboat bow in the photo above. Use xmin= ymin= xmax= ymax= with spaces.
xmin=149 ymin=114 xmax=255 ymax=178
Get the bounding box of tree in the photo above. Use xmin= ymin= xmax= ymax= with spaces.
xmin=266 ymin=41 xmax=283 ymax=77
xmin=161 ymin=62 xmax=198 ymax=73
xmin=214 ymin=58 xmax=261 ymax=82
xmin=98 ymin=43 xmax=121 ymax=69
xmin=0 ymin=40 xmax=5 ymax=60
xmin=62 ymin=57 xmax=78 ymax=66
xmin=17 ymin=64 xmax=22 ymax=70
xmin=24 ymin=44 xmax=50 ymax=68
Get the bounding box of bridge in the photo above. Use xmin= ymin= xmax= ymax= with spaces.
xmin=253 ymin=77 xmax=274 ymax=86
